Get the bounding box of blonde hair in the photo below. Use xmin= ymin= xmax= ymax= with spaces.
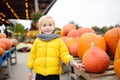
xmin=38 ymin=15 xmax=55 ymax=28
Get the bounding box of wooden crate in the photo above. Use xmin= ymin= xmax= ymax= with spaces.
xmin=69 ymin=58 xmax=119 ymax=80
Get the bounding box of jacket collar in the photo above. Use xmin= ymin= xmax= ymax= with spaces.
xmin=37 ymin=34 xmax=60 ymax=41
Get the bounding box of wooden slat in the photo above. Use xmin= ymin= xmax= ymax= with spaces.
xmin=89 ymin=70 xmax=115 ymax=78
xmin=71 ymin=58 xmax=119 ymax=80
xmin=107 ymin=65 xmax=113 ymax=70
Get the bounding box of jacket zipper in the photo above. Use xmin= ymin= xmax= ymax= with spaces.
xmin=44 ymin=42 xmax=47 ymax=75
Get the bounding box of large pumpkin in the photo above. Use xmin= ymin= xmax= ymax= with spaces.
xmin=104 ymin=27 xmax=120 ymax=57
xmin=78 ymin=33 xmax=106 ymax=59
xmin=62 ymin=23 xmax=76 ymax=36
xmin=69 ymin=42 xmax=78 ymax=56
xmin=83 ymin=42 xmax=110 ymax=73
xmin=114 ymin=40 xmax=120 ymax=78
xmin=67 ymin=30 xmax=79 ymax=38
xmin=65 ymin=37 xmax=77 ymax=49
xmin=77 ymin=27 xmax=95 ymax=37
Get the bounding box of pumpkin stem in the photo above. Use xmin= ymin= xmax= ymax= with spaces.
xmin=91 ymin=42 xmax=95 ymax=48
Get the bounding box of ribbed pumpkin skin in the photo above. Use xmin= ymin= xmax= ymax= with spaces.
xmin=104 ymin=27 xmax=120 ymax=57
xmin=83 ymin=46 xmax=110 ymax=73
xmin=78 ymin=33 xmax=106 ymax=59
xmin=114 ymin=40 xmax=120 ymax=78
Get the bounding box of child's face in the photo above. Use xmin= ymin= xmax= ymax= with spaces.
xmin=40 ymin=23 xmax=55 ymax=34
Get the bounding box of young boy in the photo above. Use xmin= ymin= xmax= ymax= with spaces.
xmin=27 ymin=15 xmax=84 ymax=80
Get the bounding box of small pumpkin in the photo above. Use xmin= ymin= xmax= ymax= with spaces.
xmin=114 ymin=40 xmax=120 ymax=78
xmin=10 ymin=38 xmax=19 ymax=47
xmin=83 ymin=42 xmax=110 ymax=73
xmin=0 ymin=38 xmax=12 ymax=50
xmin=0 ymin=42 xmax=6 ymax=50
xmin=0 ymin=48 xmax=4 ymax=56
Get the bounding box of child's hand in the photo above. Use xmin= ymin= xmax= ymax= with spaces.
xmin=28 ymin=72 xmax=33 ymax=80
xmin=72 ymin=62 xmax=85 ymax=70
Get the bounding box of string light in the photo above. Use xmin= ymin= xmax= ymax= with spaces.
xmin=0 ymin=13 xmax=10 ymax=24
xmin=25 ymin=0 xmax=29 ymax=19
xmin=0 ymin=17 xmax=10 ymax=24
xmin=0 ymin=13 xmax=6 ymax=18
xmin=4 ymin=0 xmax=20 ymax=19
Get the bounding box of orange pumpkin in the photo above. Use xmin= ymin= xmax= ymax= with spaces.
xmin=67 ymin=30 xmax=79 ymax=38
xmin=83 ymin=42 xmax=110 ymax=73
xmin=10 ymin=38 xmax=19 ymax=46
xmin=78 ymin=33 xmax=106 ymax=59
xmin=0 ymin=42 xmax=6 ymax=50
xmin=69 ymin=42 xmax=78 ymax=56
xmin=104 ymin=27 xmax=120 ymax=57
xmin=0 ymin=48 xmax=4 ymax=56
xmin=77 ymin=27 xmax=95 ymax=37
xmin=65 ymin=37 xmax=77 ymax=49
xmin=114 ymin=40 xmax=120 ymax=78
xmin=62 ymin=23 xmax=76 ymax=36
xmin=0 ymin=38 xmax=12 ymax=50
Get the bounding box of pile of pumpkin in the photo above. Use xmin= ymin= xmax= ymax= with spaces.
xmin=25 ymin=30 xmax=39 ymax=38
xmin=24 ymin=30 xmax=39 ymax=44
xmin=0 ymin=33 xmax=18 ymax=56
xmin=61 ymin=23 xmax=120 ymax=79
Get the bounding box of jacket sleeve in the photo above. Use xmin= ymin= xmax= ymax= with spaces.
xmin=59 ymin=39 xmax=74 ymax=64
xmin=27 ymin=38 xmax=37 ymax=68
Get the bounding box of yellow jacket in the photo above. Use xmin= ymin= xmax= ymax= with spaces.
xmin=27 ymin=37 xmax=74 ymax=76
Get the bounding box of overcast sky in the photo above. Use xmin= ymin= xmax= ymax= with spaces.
xmin=7 ymin=0 xmax=120 ymax=29
xmin=47 ymin=0 xmax=120 ymax=28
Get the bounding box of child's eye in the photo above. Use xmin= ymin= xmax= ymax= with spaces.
xmin=49 ymin=24 xmax=52 ymax=26
xmin=43 ymin=24 xmax=46 ymax=26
